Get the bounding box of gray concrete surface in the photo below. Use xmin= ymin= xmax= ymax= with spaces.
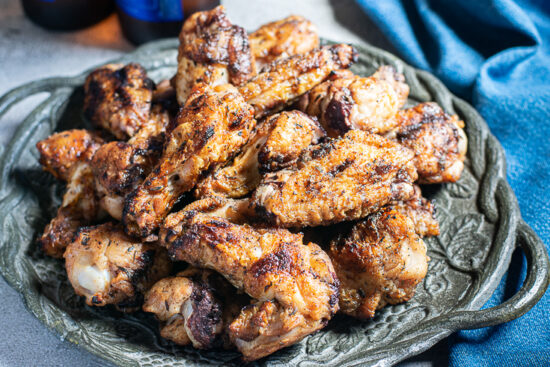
xmin=0 ymin=0 xmax=446 ymax=365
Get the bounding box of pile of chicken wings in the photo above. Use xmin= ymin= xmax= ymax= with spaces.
xmin=35 ymin=6 xmax=467 ymax=361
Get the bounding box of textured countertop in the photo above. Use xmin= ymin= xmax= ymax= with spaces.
xmin=0 ymin=0 xmax=445 ymax=365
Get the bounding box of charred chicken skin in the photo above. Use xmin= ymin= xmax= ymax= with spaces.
xmin=64 ymin=222 xmax=171 ymax=311
xmin=328 ymin=207 xmax=428 ymax=319
xmin=173 ymin=5 xmax=254 ymax=105
xmin=83 ymin=63 xmax=154 ymax=139
xmin=249 ymin=15 xmax=320 ymax=70
xmin=239 ymin=44 xmax=357 ymax=118
xmin=160 ymin=198 xmax=339 ymax=360
xmin=36 ymin=130 xmax=103 ymax=258
xmin=195 ymin=110 xmax=325 ymax=199
xmin=252 ymin=130 xmax=418 ymax=228
xmin=91 ymin=104 xmax=170 ymax=220
xmin=123 ymin=83 xmax=256 ymax=238
xmin=393 ymin=102 xmax=467 ymax=183
xmin=143 ymin=268 xmax=225 ymax=349
xmin=298 ymin=65 xmax=409 ymax=137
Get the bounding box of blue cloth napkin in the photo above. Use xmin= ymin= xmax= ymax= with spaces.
xmin=355 ymin=0 xmax=550 ymax=365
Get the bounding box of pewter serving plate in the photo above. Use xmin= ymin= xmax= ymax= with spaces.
xmin=0 ymin=39 xmax=548 ymax=367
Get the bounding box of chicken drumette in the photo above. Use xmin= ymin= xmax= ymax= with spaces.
xmin=252 ymin=130 xmax=418 ymax=228
xmin=123 ymin=83 xmax=256 ymax=238
xmin=173 ymin=5 xmax=254 ymax=105
xmin=36 ymin=129 xmax=103 ymax=258
xmin=160 ymin=198 xmax=339 ymax=361
xmin=195 ymin=110 xmax=325 ymax=199
xmin=143 ymin=268 xmax=225 ymax=349
xmin=298 ymin=65 xmax=409 ymax=137
xmin=392 ymin=102 xmax=467 ymax=183
xmin=83 ymin=63 xmax=154 ymax=139
xmin=249 ymin=15 xmax=319 ymax=70
xmin=328 ymin=206 xmax=429 ymax=319
xmin=389 ymin=184 xmax=440 ymax=237
xmin=64 ymin=222 xmax=171 ymax=311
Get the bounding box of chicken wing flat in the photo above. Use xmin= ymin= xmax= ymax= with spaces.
xmin=91 ymin=104 xmax=170 ymax=220
xmin=36 ymin=130 xmax=104 ymax=258
xmin=84 ymin=63 xmax=154 ymax=139
xmin=252 ymin=130 xmax=418 ymax=228
xmin=143 ymin=269 xmax=224 ymax=349
xmin=328 ymin=207 xmax=428 ymax=319
xmin=173 ymin=5 xmax=254 ymax=105
xmin=123 ymin=83 xmax=256 ymax=238
xmin=249 ymin=15 xmax=319 ymax=70
xmin=393 ymin=102 xmax=467 ymax=183
xmin=298 ymin=65 xmax=409 ymax=137
xmin=239 ymin=44 xmax=357 ymax=118
xmin=160 ymin=198 xmax=339 ymax=360
xmin=195 ymin=110 xmax=325 ymax=199
xmin=64 ymin=222 xmax=171 ymax=311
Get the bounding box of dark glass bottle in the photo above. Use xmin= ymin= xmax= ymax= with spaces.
xmin=116 ymin=0 xmax=220 ymax=45
xmin=22 ymin=0 xmax=114 ymax=31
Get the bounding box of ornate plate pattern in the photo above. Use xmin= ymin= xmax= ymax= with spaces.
xmin=0 ymin=39 xmax=548 ymax=367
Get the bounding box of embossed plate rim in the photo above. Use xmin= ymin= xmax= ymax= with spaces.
xmin=0 ymin=39 xmax=548 ymax=367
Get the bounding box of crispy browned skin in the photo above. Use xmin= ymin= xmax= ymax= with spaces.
xmin=195 ymin=110 xmax=325 ymax=199
xmin=393 ymin=102 xmax=467 ymax=183
xmin=229 ymin=299 xmax=327 ymax=361
xmin=64 ymin=222 xmax=171 ymax=311
xmin=91 ymin=105 xmax=170 ymax=220
xmin=160 ymin=199 xmax=339 ymax=360
xmin=239 ymin=44 xmax=357 ymax=118
xmin=258 ymin=110 xmax=326 ymax=172
xmin=173 ymin=6 xmax=254 ymax=105
xmin=328 ymin=207 xmax=428 ymax=319
xmin=143 ymin=268 xmax=225 ymax=348
xmin=36 ymin=129 xmax=103 ymax=182
xmin=36 ymin=130 xmax=104 ymax=258
xmin=123 ymin=83 xmax=256 ymax=238
xmin=83 ymin=63 xmax=154 ymax=139
xmin=390 ymin=185 xmax=439 ymax=237
xmin=249 ymin=15 xmax=319 ymax=70
xmin=252 ymin=130 xmax=418 ymax=228
xmin=298 ymin=65 xmax=409 ymax=137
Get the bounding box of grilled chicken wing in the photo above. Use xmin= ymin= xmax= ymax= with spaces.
xmin=173 ymin=6 xmax=254 ymax=105
xmin=239 ymin=44 xmax=357 ymax=118
xmin=123 ymin=83 xmax=256 ymax=238
xmin=91 ymin=104 xmax=170 ymax=220
xmin=37 ymin=129 xmax=103 ymax=181
xmin=298 ymin=65 xmax=409 ymax=137
xmin=36 ymin=130 xmax=103 ymax=258
xmin=328 ymin=207 xmax=428 ymax=319
xmin=229 ymin=299 xmax=327 ymax=361
xmin=390 ymin=185 xmax=439 ymax=237
xmin=160 ymin=198 xmax=339 ymax=360
xmin=64 ymin=222 xmax=171 ymax=311
xmin=393 ymin=102 xmax=467 ymax=183
xmin=143 ymin=268 xmax=224 ymax=348
xmin=195 ymin=110 xmax=325 ymax=199
xmin=252 ymin=130 xmax=417 ymax=228
xmin=84 ymin=63 xmax=154 ymax=139
xmin=249 ymin=15 xmax=319 ymax=70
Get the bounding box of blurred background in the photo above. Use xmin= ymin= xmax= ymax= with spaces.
xmin=0 ymin=0 xmax=548 ymax=366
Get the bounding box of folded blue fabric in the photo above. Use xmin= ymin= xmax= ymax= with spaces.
xmin=355 ymin=0 xmax=550 ymax=365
